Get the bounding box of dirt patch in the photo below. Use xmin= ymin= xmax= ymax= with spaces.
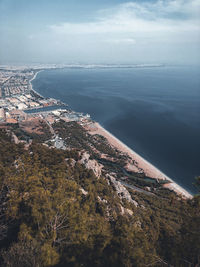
xmin=20 ymin=118 xmax=47 ymax=135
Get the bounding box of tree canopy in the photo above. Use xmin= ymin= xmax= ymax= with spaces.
xmin=0 ymin=129 xmax=199 ymax=266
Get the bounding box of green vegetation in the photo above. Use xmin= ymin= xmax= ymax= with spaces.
xmin=53 ymin=120 xmax=128 ymax=163
xmin=0 ymin=128 xmax=199 ymax=266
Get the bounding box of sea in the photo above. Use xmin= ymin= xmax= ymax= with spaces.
xmin=32 ymin=65 xmax=200 ymax=194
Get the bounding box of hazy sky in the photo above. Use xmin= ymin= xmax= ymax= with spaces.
xmin=0 ymin=0 xmax=200 ymax=64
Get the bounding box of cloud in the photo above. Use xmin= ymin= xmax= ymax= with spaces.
xmin=49 ymin=0 xmax=200 ymax=35
xmin=28 ymin=34 xmax=35 ymax=40
xmin=16 ymin=0 xmax=199 ymax=64
xmin=44 ymin=0 xmax=200 ymax=64
xmin=116 ymin=0 xmax=200 ymax=20
xmin=105 ymin=38 xmax=136 ymax=44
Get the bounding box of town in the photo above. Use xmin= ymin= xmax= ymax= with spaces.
xmin=0 ymin=67 xmax=93 ymax=150
xmin=0 ymin=67 xmax=91 ymax=123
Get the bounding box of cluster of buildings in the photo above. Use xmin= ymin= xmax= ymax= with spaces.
xmin=0 ymin=65 xmax=93 ymax=152
xmin=51 ymin=109 xmax=90 ymax=124
xmin=26 ymin=108 xmax=91 ymax=127
xmin=0 ymin=64 xmax=94 ymax=153
xmin=0 ymin=70 xmax=33 ymax=97
xmin=0 ymin=94 xmax=59 ymax=111
xmin=0 ymin=94 xmax=60 ymax=124
xmin=0 ymin=67 xmax=92 ymax=133
xmin=0 ymin=68 xmax=61 ymax=124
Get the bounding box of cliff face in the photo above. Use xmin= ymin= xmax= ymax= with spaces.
xmin=0 ymin=127 xmax=199 ymax=267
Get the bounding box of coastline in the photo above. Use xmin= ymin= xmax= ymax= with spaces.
xmin=29 ymin=70 xmax=66 ymax=109
xmin=29 ymin=70 xmax=44 ymax=98
xmin=89 ymin=122 xmax=192 ymax=199
xmin=29 ymin=70 xmax=193 ymax=199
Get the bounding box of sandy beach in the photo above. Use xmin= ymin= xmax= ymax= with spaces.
xmin=89 ymin=122 xmax=192 ymax=199
xmin=29 ymin=70 xmax=44 ymax=98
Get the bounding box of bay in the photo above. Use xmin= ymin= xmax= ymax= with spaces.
xmin=32 ymin=66 xmax=200 ymax=194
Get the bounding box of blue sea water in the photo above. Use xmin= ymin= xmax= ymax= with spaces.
xmin=32 ymin=66 xmax=200 ymax=194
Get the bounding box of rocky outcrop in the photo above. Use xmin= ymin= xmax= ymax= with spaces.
xmin=107 ymin=174 xmax=138 ymax=207
xmin=65 ymin=158 xmax=76 ymax=168
xmin=11 ymin=133 xmax=20 ymax=144
xmin=120 ymin=205 xmax=133 ymax=216
xmin=80 ymin=188 xmax=88 ymax=196
xmin=79 ymin=152 xmax=103 ymax=178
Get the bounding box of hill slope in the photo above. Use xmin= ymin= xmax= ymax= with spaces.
xmin=0 ymin=128 xmax=199 ymax=267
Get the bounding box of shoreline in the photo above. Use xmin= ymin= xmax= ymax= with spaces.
xmin=29 ymin=69 xmax=193 ymax=199
xmin=90 ymin=122 xmax=192 ymax=199
xmin=29 ymin=70 xmax=44 ymax=98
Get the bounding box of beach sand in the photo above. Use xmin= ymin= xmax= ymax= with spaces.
xmin=88 ymin=122 xmax=192 ymax=199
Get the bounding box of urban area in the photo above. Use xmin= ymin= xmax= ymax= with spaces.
xmin=0 ymin=66 xmax=91 ymax=149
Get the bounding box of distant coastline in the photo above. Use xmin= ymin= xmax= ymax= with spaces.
xmin=30 ymin=68 xmax=193 ymax=199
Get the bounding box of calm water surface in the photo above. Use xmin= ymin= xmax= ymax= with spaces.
xmin=32 ymin=66 xmax=200 ymax=194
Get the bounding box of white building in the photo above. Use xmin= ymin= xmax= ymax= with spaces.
xmin=17 ymin=103 xmax=28 ymax=110
xmin=0 ymin=108 xmax=5 ymax=121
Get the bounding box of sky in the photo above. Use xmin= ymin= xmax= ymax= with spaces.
xmin=0 ymin=0 xmax=200 ymax=64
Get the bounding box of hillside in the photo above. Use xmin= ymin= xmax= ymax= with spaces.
xmin=0 ymin=126 xmax=199 ymax=267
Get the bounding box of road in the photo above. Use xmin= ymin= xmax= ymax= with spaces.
xmin=120 ymin=181 xmax=156 ymax=196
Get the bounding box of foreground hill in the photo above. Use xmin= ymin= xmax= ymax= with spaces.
xmin=0 ymin=127 xmax=199 ymax=267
